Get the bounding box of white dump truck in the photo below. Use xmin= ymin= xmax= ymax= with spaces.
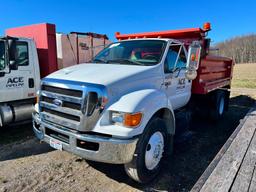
xmin=33 ymin=23 xmax=234 ymax=183
xmin=0 ymin=23 xmax=109 ymax=127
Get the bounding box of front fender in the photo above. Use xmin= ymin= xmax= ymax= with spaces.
xmin=92 ymin=89 xmax=175 ymax=138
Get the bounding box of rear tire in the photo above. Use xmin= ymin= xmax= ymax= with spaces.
xmin=209 ymin=90 xmax=227 ymax=121
xmin=124 ymin=117 xmax=171 ymax=183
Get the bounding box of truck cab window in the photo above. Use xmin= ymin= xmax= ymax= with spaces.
xmin=0 ymin=41 xmax=6 ymax=70
xmin=164 ymin=45 xmax=181 ymax=73
xmin=176 ymin=46 xmax=187 ymax=69
xmin=16 ymin=41 xmax=29 ymax=66
xmin=93 ymin=40 xmax=167 ymax=66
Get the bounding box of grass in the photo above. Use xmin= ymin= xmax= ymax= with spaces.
xmin=232 ymin=63 xmax=256 ymax=89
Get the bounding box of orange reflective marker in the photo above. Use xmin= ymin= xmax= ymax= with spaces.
xmin=203 ymin=22 xmax=211 ymax=31
xmin=124 ymin=113 xmax=142 ymax=127
xmin=191 ymin=54 xmax=196 ymax=61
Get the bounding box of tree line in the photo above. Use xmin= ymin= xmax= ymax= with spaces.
xmin=214 ymin=34 xmax=256 ymax=63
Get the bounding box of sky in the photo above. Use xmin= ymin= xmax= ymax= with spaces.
xmin=1 ymin=0 xmax=255 ymax=43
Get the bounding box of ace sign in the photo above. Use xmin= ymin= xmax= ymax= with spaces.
xmin=6 ymin=77 xmax=24 ymax=88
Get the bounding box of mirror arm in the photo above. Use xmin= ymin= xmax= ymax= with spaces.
xmin=174 ymin=68 xmax=181 ymax=78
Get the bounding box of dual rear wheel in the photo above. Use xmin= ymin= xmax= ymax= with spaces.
xmin=209 ymin=90 xmax=228 ymax=121
xmin=189 ymin=89 xmax=229 ymax=122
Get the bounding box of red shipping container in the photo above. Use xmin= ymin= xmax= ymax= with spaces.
xmin=6 ymin=23 xmax=58 ymax=78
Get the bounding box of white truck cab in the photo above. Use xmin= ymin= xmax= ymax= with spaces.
xmin=0 ymin=37 xmax=40 ymax=126
xmin=33 ymin=37 xmax=201 ymax=183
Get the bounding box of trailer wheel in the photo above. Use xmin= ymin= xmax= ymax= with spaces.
xmin=210 ymin=91 xmax=226 ymax=121
xmin=124 ymin=118 xmax=169 ymax=183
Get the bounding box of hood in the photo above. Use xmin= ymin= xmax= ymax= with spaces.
xmin=46 ymin=63 xmax=159 ymax=86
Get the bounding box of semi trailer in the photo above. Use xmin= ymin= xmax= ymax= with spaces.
xmin=33 ymin=23 xmax=234 ymax=183
xmin=0 ymin=23 xmax=110 ymax=127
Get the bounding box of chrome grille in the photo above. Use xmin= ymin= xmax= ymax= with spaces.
xmin=42 ymin=85 xmax=83 ymax=97
xmin=39 ymin=78 xmax=107 ymax=132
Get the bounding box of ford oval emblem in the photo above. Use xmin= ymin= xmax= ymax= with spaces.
xmin=53 ymin=99 xmax=63 ymax=107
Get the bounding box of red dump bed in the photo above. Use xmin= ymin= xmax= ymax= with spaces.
xmin=6 ymin=23 xmax=58 ymax=78
xmin=116 ymin=24 xmax=234 ymax=95
xmin=192 ymin=56 xmax=234 ymax=94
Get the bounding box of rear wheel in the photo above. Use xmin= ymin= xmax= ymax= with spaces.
xmin=124 ymin=118 xmax=170 ymax=183
xmin=209 ymin=90 xmax=227 ymax=121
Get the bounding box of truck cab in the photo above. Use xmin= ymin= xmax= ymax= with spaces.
xmin=33 ymin=38 xmax=200 ymax=182
xmin=0 ymin=37 xmax=40 ymax=126
xmin=33 ymin=23 xmax=233 ymax=183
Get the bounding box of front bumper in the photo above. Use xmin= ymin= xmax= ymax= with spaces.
xmin=32 ymin=113 xmax=138 ymax=164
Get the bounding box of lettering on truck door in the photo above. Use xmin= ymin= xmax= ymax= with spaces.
xmin=162 ymin=43 xmax=192 ymax=109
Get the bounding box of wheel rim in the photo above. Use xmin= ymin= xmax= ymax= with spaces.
xmin=219 ymin=97 xmax=225 ymax=115
xmin=145 ymin=131 xmax=164 ymax=170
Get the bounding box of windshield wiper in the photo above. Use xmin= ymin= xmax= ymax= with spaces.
xmin=92 ymin=58 xmax=107 ymax=63
xmin=107 ymin=59 xmax=143 ymax=66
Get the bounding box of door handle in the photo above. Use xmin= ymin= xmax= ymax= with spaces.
xmin=162 ymin=81 xmax=171 ymax=87
xmin=28 ymin=78 xmax=34 ymax=88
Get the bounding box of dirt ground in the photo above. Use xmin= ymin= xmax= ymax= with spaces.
xmin=0 ymin=91 xmax=255 ymax=192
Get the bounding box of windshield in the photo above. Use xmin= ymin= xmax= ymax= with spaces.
xmin=0 ymin=41 xmax=6 ymax=71
xmin=93 ymin=40 xmax=167 ymax=66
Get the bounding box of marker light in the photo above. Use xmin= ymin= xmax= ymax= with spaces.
xmin=203 ymin=22 xmax=211 ymax=31
xmin=191 ymin=54 xmax=196 ymax=61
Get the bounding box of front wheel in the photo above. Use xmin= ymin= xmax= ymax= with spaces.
xmin=124 ymin=118 xmax=170 ymax=183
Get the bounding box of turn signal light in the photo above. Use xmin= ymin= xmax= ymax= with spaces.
xmin=124 ymin=112 xmax=143 ymax=127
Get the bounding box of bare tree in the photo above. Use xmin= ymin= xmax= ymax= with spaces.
xmin=214 ymin=34 xmax=256 ymax=63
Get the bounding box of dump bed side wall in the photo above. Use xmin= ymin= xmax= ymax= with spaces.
xmin=6 ymin=23 xmax=58 ymax=78
xmin=192 ymin=55 xmax=234 ymax=94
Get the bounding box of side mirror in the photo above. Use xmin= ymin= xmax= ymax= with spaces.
xmin=0 ymin=71 xmax=5 ymax=77
xmin=185 ymin=41 xmax=201 ymax=80
xmin=8 ymin=38 xmax=18 ymax=70
xmin=9 ymin=60 xmax=18 ymax=70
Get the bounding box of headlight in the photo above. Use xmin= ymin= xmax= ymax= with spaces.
xmin=111 ymin=111 xmax=143 ymax=128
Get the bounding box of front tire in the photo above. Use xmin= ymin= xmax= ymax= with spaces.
xmin=124 ymin=118 xmax=170 ymax=183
